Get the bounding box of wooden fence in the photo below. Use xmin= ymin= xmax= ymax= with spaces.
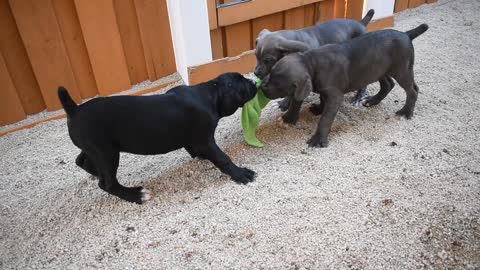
xmin=0 ymin=0 xmax=176 ymax=126
xmin=189 ymin=0 xmax=371 ymax=85
xmin=188 ymin=0 xmax=436 ymax=85
xmin=208 ymin=0 xmax=366 ymax=60
xmin=0 ymin=0 xmax=437 ymax=129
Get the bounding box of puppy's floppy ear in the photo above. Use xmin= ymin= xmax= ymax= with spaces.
xmin=278 ymin=39 xmax=309 ymax=56
xmin=294 ymin=75 xmax=312 ymax=102
xmin=258 ymin=29 xmax=270 ymax=38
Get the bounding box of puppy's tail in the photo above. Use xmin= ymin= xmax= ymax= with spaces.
xmin=58 ymin=86 xmax=77 ymax=116
xmin=361 ymin=9 xmax=375 ymax=26
xmin=406 ymin=24 xmax=429 ymax=40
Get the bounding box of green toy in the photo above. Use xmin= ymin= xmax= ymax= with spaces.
xmin=241 ymin=78 xmax=271 ymax=147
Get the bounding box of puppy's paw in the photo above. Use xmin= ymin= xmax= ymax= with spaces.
xmin=309 ymin=103 xmax=324 ymax=115
xmin=395 ymin=108 xmax=414 ymax=119
xmin=141 ymin=188 xmax=153 ymax=202
xmin=282 ymin=113 xmax=299 ymax=126
xmin=231 ymin=167 xmax=256 ymax=184
xmin=361 ymin=96 xmax=381 ymax=107
xmin=121 ymin=187 xmax=152 ymax=204
xmin=307 ymin=135 xmax=328 ymax=148
xmin=277 ymin=98 xmax=290 ymax=112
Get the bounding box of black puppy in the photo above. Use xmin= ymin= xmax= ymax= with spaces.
xmin=262 ymin=24 xmax=429 ymax=148
xmin=59 ymin=72 xmax=257 ymax=203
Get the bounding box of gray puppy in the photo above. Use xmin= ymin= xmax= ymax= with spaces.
xmin=254 ymin=9 xmax=375 ymax=111
xmin=261 ymin=24 xmax=429 ymax=148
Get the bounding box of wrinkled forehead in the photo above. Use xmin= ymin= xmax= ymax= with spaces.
xmin=255 ymin=34 xmax=280 ymax=56
xmin=273 ymin=56 xmax=299 ymax=76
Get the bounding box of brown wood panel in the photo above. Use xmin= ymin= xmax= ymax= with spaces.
xmin=284 ymin=6 xmax=305 ymax=30
xmin=315 ymin=0 xmax=334 ymax=23
xmin=334 ymin=0 xmax=346 ymax=18
xmin=210 ymin=28 xmax=225 ymax=60
xmin=408 ymin=0 xmax=426 ymax=8
xmin=0 ymin=76 xmax=180 ymax=137
xmin=0 ymin=0 xmax=45 ymax=115
xmin=9 ymin=0 xmax=81 ymax=110
xmin=218 ymin=0 xmax=323 ymax=27
xmin=394 ymin=0 xmax=409 ymax=12
xmin=52 ymin=0 xmax=98 ymax=99
xmin=135 ymin=0 xmax=176 ymax=81
xmin=74 ymin=0 xmax=131 ymax=96
xmin=224 ymin=21 xmax=251 ymax=57
xmin=0 ymin=52 xmax=26 ymax=126
xmin=426 ymin=0 xmax=437 ymax=3
xmin=367 ymin=16 xmax=394 ymax=31
xmin=345 ymin=0 xmax=365 ymax=20
xmin=208 ymin=0 xmax=218 ymax=30
xmin=113 ymin=0 xmax=148 ymax=84
xmin=304 ymin=4 xmax=316 ymax=27
xmin=188 ymin=50 xmax=255 ymax=85
xmin=251 ymin=12 xmax=284 ymax=47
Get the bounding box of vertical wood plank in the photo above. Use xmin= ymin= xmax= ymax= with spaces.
xmin=304 ymin=4 xmax=316 ymax=27
xmin=52 ymin=0 xmax=98 ymax=99
xmin=334 ymin=0 xmax=346 ymax=18
xmin=9 ymin=0 xmax=81 ymax=110
xmin=113 ymin=0 xmax=149 ymax=84
xmin=207 ymin=0 xmax=218 ymax=30
xmin=0 ymin=52 xmax=26 ymax=126
xmin=74 ymin=0 xmax=131 ymax=96
xmin=0 ymin=0 xmax=45 ymax=115
xmin=408 ymin=0 xmax=426 ymax=8
xmin=394 ymin=0 xmax=409 ymax=12
xmin=426 ymin=0 xmax=437 ymax=3
xmin=251 ymin=12 xmax=284 ymax=48
xmin=315 ymin=0 xmax=335 ymax=23
xmin=284 ymin=6 xmax=305 ymax=30
xmin=345 ymin=0 xmax=365 ymax=20
xmin=134 ymin=0 xmax=176 ymax=81
xmin=210 ymin=28 xmax=225 ymax=60
xmin=224 ymin=21 xmax=251 ymax=57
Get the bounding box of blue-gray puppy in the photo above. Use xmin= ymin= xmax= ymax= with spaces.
xmin=262 ymin=24 xmax=429 ymax=148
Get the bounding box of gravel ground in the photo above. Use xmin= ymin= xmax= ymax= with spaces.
xmin=1 ymin=0 xmax=479 ymax=269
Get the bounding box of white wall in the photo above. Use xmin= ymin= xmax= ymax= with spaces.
xmin=166 ymin=0 xmax=212 ymax=84
xmin=363 ymin=0 xmax=395 ymax=20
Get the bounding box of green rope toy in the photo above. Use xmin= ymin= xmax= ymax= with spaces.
xmin=241 ymin=78 xmax=271 ymax=147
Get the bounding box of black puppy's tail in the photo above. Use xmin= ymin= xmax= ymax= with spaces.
xmin=406 ymin=24 xmax=429 ymax=40
xmin=58 ymin=86 xmax=77 ymax=116
xmin=361 ymin=9 xmax=375 ymax=26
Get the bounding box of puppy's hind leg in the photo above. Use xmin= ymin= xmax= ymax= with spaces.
xmin=91 ymin=148 xmax=151 ymax=204
xmin=362 ymin=76 xmax=395 ymax=107
xmin=76 ymin=151 xmax=99 ymax=177
xmin=394 ymin=72 xmax=418 ymax=119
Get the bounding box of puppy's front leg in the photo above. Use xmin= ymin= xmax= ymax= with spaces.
xmin=195 ymin=141 xmax=255 ymax=184
xmin=307 ymin=93 xmax=343 ymax=148
xmin=281 ymin=98 xmax=302 ymax=125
